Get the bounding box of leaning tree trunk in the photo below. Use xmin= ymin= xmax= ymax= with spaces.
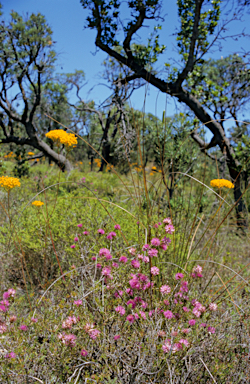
xmin=228 ymin=166 xmax=248 ymax=230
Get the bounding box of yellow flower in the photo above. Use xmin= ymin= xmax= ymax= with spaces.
xmin=210 ymin=179 xmax=234 ymax=189
xmin=28 ymin=152 xmax=35 ymax=156
xmin=4 ymin=152 xmax=14 ymax=158
xmin=0 ymin=176 xmax=21 ymax=190
xmin=32 ymin=200 xmax=44 ymax=207
xmin=45 ymin=130 xmax=77 ymax=148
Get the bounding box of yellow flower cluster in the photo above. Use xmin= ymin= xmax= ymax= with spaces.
xmin=4 ymin=152 xmax=14 ymax=158
xmin=94 ymin=158 xmax=101 ymax=167
xmin=32 ymin=200 xmax=44 ymax=207
xmin=0 ymin=176 xmax=21 ymax=190
xmin=210 ymin=179 xmax=234 ymax=189
xmin=45 ymin=130 xmax=77 ymax=148
xmin=28 ymin=152 xmax=35 ymax=156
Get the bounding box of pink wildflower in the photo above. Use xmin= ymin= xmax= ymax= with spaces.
xmin=148 ymin=248 xmax=158 ymax=257
xmin=200 ymin=323 xmax=207 ymax=328
xmin=207 ymin=326 xmax=216 ymax=334
xmin=99 ymin=248 xmax=111 ymax=258
xmin=192 ymin=308 xmax=201 ymax=318
xmin=151 ymin=238 xmax=160 ymax=247
xmin=209 ymin=303 xmax=218 ymax=311
xmin=165 ymin=224 xmax=175 ymax=234
xmin=160 ymin=285 xmax=171 ymax=295
xmin=83 ymin=231 xmax=89 ymax=235
xmin=31 ymin=318 xmax=38 ymax=323
xmin=7 ymin=289 xmax=16 ymax=297
xmin=58 ymin=333 xmax=77 ymax=347
xmin=114 ymin=224 xmax=121 ymax=230
xmin=0 ymin=305 xmax=6 ymax=312
xmin=164 ymin=310 xmax=174 ymax=319
xmin=142 ymin=244 xmax=149 ymax=251
xmin=114 ymin=334 xmax=121 ymax=340
xmin=74 ymin=237 xmax=79 ymax=242
xmin=98 ymin=228 xmax=105 ymax=234
xmin=101 ymin=266 xmax=111 ymax=277
xmin=160 ymin=244 xmax=167 ymax=250
xmin=163 ymin=217 xmax=172 ymax=224
xmin=181 ymin=328 xmax=191 ymax=334
xmin=81 ymin=349 xmax=88 ymax=356
xmin=115 ymin=306 xmax=126 ymax=315
xmin=71 ymin=245 xmax=76 ymax=249
xmin=158 ymin=330 xmax=166 ymax=338
xmin=154 ymin=223 xmax=159 ymax=228
xmin=77 ymin=223 xmax=83 ymax=228
xmin=139 ymin=310 xmax=146 ymax=320
xmin=96 ymin=263 xmax=102 ymax=269
xmin=151 ymin=266 xmax=159 ymax=275
xmin=89 ymin=329 xmax=100 ymax=340
xmin=126 ymin=314 xmax=135 ymax=323
xmin=175 ymin=273 xmax=184 ymax=280
xmin=129 ymin=247 xmax=136 ymax=256
xmin=107 ymin=232 xmax=116 ymax=240
xmin=119 ymin=255 xmax=128 ymax=263
xmin=0 ymin=324 xmax=7 ymax=333
xmin=4 ymin=352 xmax=16 ymax=359
xmin=162 ymin=340 xmax=171 ymax=353
xmin=19 ymin=325 xmax=28 ymax=331
xmin=183 ymin=306 xmax=190 ymax=312
xmin=131 ymin=259 xmax=140 ymax=269
xmin=179 ymin=339 xmax=189 ymax=347
xmin=9 ymin=315 xmax=17 ymax=323
xmin=189 ymin=319 xmax=196 ymax=326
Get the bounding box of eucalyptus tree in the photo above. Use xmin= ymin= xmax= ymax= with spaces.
xmin=0 ymin=8 xmax=72 ymax=171
xmin=80 ymin=0 xmax=250 ymax=227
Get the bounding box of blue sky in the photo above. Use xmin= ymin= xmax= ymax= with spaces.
xmin=1 ymin=0 xmax=250 ymax=125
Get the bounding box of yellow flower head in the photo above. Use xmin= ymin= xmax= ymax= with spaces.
xmin=45 ymin=130 xmax=77 ymax=148
xmin=210 ymin=179 xmax=234 ymax=189
xmin=28 ymin=152 xmax=35 ymax=156
xmin=32 ymin=200 xmax=44 ymax=207
xmin=0 ymin=176 xmax=21 ymax=190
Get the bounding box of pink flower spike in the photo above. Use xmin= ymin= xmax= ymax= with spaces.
xmin=151 ymin=266 xmax=159 ymax=276
xmin=175 ymin=273 xmax=184 ymax=280
xmin=71 ymin=245 xmax=76 ymax=249
xmin=31 ymin=318 xmax=38 ymax=323
xmin=77 ymin=224 xmax=83 ymax=228
xmin=81 ymin=349 xmax=88 ymax=356
xmin=98 ymin=229 xmax=105 ymax=235
xmin=114 ymin=224 xmax=121 ymax=230
xmin=74 ymin=237 xmax=79 ymax=242
xmin=114 ymin=334 xmax=121 ymax=340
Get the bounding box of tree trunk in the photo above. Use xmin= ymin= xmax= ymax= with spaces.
xmin=228 ymin=167 xmax=248 ymax=230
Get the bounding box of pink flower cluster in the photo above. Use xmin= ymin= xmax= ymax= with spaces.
xmin=58 ymin=332 xmax=77 ymax=347
xmin=62 ymin=315 xmax=78 ymax=329
xmin=84 ymin=323 xmax=101 ymax=340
